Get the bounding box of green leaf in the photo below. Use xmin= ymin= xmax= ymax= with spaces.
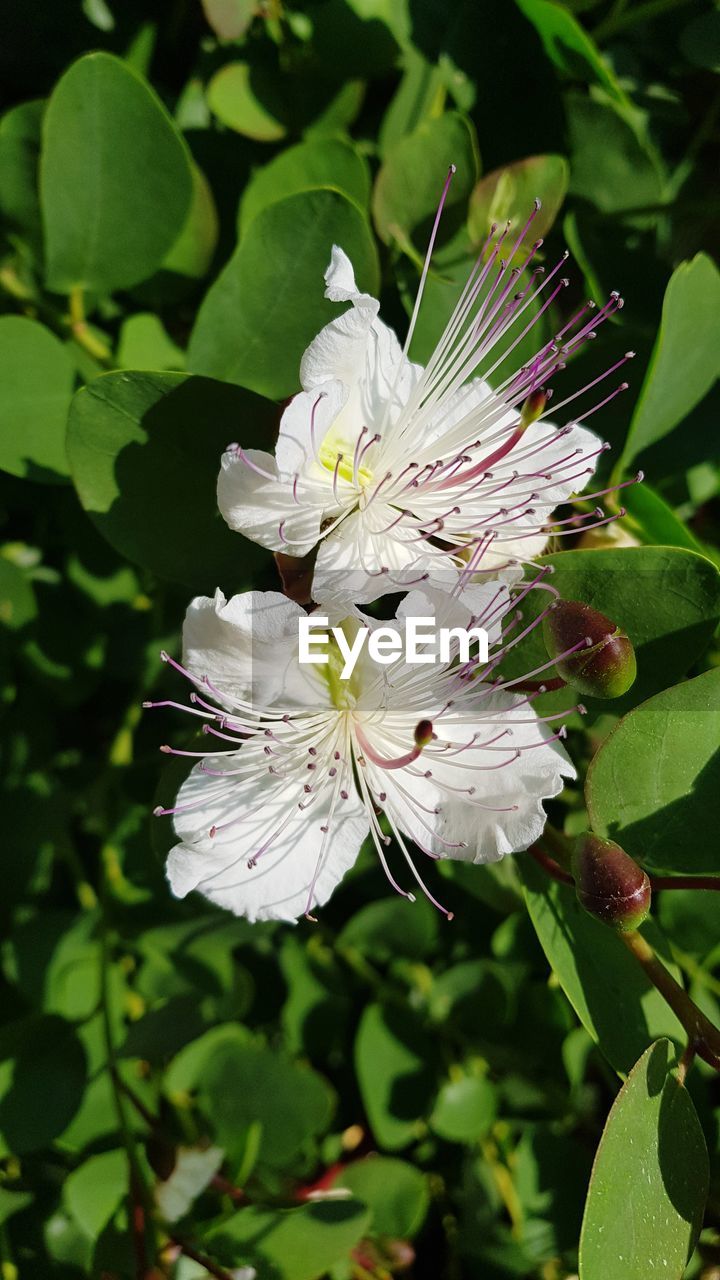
xmin=164 ymin=1023 xmax=254 ymax=1099
xmin=188 ymin=187 xmax=379 ymax=399
xmin=355 ymin=1004 xmax=437 ymax=1150
xmin=680 ymin=9 xmax=720 ymax=74
xmin=519 ymin=859 xmax=684 ymax=1076
xmin=467 ymin=154 xmax=568 ymax=253
xmin=378 ymin=46 xmax=445 ymax=158
xmin=338 ymin=895 xmax=439 ymax=961
xmin=0 ymin=99 xmax=44 ymax=245
xmin=63 ymin=1150 xmax=129 ymax=1241
xmin=586 ymin=668 xmax=720 ymax=875
xmin=373 ymin=112 xmax=479 ymax=251
xmin=430 ymin=1074 xmax=497 ymax=1143
xmin=0 ymin=1014 xmax=87 ymax=1153
xmin=207 ymin=62 xmax=287 ymax=141
xmin=515 ymin=0 xmax=629 ymax=104
xmin=0 ymin=1187 xmax=33 ymax=1226
xmin=206 ymin=1200 xmax=371 ymax=1280
xmin=117 ymin=314 xmax=185 ymax=371
xmin=201 ymin=0 xmax=255 ymax=41
xmin=500 ymin=547 xmax=720 ymax=717
xmin=160 ymin=163 xmax=218 ymax=282
xmin=565 ymin=92 xmax=664 ymax=215
xmin=66 ymin=370 xmax=277 ymax=590
xmin=333 ymin=1155 xmax=429 ymax=1238
xmin=622 ymin=482 xmax=703 ymax=552
xmin=618 ymin=254 xmax=720 ymax=471
xmin=238 ymin=137 xmax=371 ymax=234
xmin=41 ymin=52 xmax=193 ymax=293
xmin=579 ymin=1040 xmax=708 ymax=1280
xmin=200 ymin=1040 xmax=335 ymax=1167
xmin=0 ymin=316 xmax=75 ymax=483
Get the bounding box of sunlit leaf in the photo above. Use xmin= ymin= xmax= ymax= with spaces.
xmin=618 ymin=254 xmax=720 ymax=470
xmin=189 ymin=187 xmax=379 ymax=399
xmin=579 ymin=1040 xmax=708 ymax=1279
xmin=41 ymin=53 xmax=192 ymax=293
xmin=519 ymin=859 xmax=684 ymax=1076
xmin=586 ymin=668 xmax=720 ymax=875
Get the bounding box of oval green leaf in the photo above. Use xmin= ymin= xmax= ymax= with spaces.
xmin=206 ymin=1200 xmax=371 ymax=1280
xmin=467 ymin=154 xmax=568 ymax=253
xmin=622 ymin=482 xmax=703 ymax=552
xmin=586 ymin=667 xmax=720 ymax=875
xmin=499 ymin=547 xmax=720 ymax=718
xmin=188 ymin=187 xmax=379 ymax=400
xmin=519 ymin=858 xmax=684 ymax=1077
xmin=332 ymin=1155 xmax=429 ymax=1238
xmin=373 ymin=112 xmax=479 ymax=251
xmin=207 ymin=62 xmax=287 ymax=141
xmin=200 ymin=1040 xmax=335 ymax=1167
xmin=238 ymin=136 xmax=371 ymax=234
xmin=579 ymin=1039 xmax=708 ymax=1280
xmin=430 ymin=1074 xmax=497 ymax=1144
xmin=0 ymin=1014 xmax=87 ymax=1153
xmin=66 ymin=370 xmax=278 ymax=590
xmin=63 ymin=1150 xmax=129 ymax=1241
xmin=566 ymin=92 xmax=664 ymax=215
xmin=41 ymin=52 xmax=192 ymax=294
xmin=619 ymin=254 xmax=720 ymax=471
xmin=0 ymin=316 xmax=75 ymax=482
xmin=354 ymin=1003 xmax=438 ymax=1150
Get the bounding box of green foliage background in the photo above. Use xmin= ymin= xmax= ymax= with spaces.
xmin=1 ymin=1 xmax=720 ymax=1277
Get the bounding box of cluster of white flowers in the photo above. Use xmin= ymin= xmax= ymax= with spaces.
xmin=149 ymin=191 xmax=630 ymax=923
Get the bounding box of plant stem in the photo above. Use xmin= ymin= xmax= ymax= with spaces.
xmin=620 ymin=930 xmax=720 ymax=1069
xmin=529 ymin=843 xmax=574 ymax=885
xmin=171 ymin=1237 xmax=236 ymax=1280
xmin=68 ymin=284 xmax=113 ymax=365
xmin=531 ymin=842 xmax=720 ymax=894
xmin=100 ymin=927 xmax=158 ymax=1269
xmin=506 ymin=677 xmax=567 ymax=693
xmin=651 ymin=875 xmax=720 ymax=892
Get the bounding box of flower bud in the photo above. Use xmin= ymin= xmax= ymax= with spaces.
xmin=542 ymin=600 xmax=636 ymax=698
xmin=572 ymin=832 xmax=651 ymax=932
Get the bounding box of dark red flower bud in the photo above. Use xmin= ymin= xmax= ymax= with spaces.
xmin=542 ymin=600 xmax=636 ymax=698
xmin=572 ymin=832 xmax=651 ymax=932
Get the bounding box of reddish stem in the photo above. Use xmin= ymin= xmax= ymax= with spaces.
xmin=508 ymin=676 xmax=567 ymax=693
xmin=528 ymin=843 xmax=574 ymax=885
xmin=651 ymin=875 xmax=720 ymax=892
xmin=172 ymin=1238 xmax=236 ymax=1280
xmin=530 ymin=846 xmax=720 ymax=895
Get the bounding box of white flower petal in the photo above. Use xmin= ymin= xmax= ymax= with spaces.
xmin=167 ymin=754 xmax=369 ymax=924
xmin=274 ymin=380 xmax=348 ymax=480
xmin=311 ymin=506 xmax=449 ymax=606
xmin=371 ymin=688 xmax=574 ymax=865
xmin=217 ymin=448 xmax=324 ymax=555
xmin=300 ymin=248 xmax=420 ymax=431
xmin=183 ymin=589 xmax=329 ymax=711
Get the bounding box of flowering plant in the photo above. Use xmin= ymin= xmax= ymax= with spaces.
xmin=3 ymin=6 xmax=720 ymax=1279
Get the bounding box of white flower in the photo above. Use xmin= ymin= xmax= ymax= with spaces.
xmin=218 ymin=202 xmax=632 ymax=606
xmin=147 ymin=579 xmax=580 ymax=924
